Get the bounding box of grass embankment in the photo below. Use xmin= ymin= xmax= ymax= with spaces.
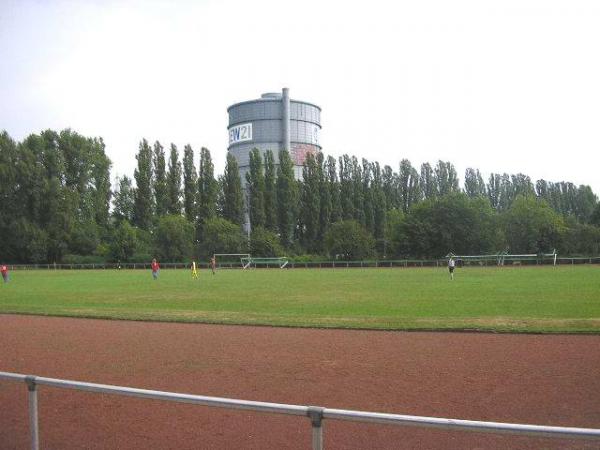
xmin=0 ymin=266 xmax=598 ymax=332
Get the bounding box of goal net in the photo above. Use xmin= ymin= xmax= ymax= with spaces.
xmin=213 ymin=254 xmax=250 ymax=269
xmin=240 ymin=257 xmax=289 ymax=269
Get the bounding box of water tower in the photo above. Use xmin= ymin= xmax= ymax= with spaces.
xmin=227 ymin=88 xmax=322 ymax=182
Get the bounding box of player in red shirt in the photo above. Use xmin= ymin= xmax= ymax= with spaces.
xmin=1 ymin=265 xmax=9 ymax=283
xmin=151 ymin=259 xmax=160 ymax=280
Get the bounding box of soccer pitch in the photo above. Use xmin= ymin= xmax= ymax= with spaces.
xmin=1 ymin=266 xmax=599 ymax=332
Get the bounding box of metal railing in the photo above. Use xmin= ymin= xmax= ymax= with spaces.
xmin=1 ymin=371 xmax=599 ymax=449
xmin=4 ymin=256 xmax=600 ymax=271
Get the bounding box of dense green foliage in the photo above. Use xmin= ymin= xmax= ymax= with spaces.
xmin=249 ymin=226 xmax=284 ymax=257
xmin=325 ymin=220 xmax=376 ymax=260
xmin=154 ymin=215 xmax=195 ymax=261
xmin=200 ymin=217 xmax=247 ymax=257
xmin=1 ymin=128 xmax=599 ymax=263
xmin=0 ymin=267 xmax=598 ymax=332
xmin=0 ymin=130 xmax=111 ymax=263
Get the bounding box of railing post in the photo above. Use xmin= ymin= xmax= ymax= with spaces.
xmin=25 ymin=376 xmax=39 ymax=450
xmin=307 ymin=406 xmax=324 ymax=450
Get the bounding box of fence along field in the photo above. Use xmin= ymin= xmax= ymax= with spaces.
xmin=2 ymin=370 xmax=599 ymax=450
xmin=1 ymin=266 xmax=599 ymax=332
xmin=6 ymin=255 xmax=600 ymax=270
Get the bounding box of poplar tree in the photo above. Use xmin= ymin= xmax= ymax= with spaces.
xmin=197 ymin=147 xmax=217 ymax=224
xmin=182 ymin=144 xmax=197 ymax=222
xmin=325 ymin=155 xmax=341 ymax=223
xmin=276 ymin=150 xmax=298 ymax=248
xmin=382 ymin=165 xmax=398 ymax=209
xmin=362 ymin=158 xmax=374 ymax=233
xmin=434 ymin=160 xmax=459 ymax=196
xmin=221 ymin=153 xmax=244 ymax=225
xmin=420 ymin=162 xmax=437 ymax=200
xmin=574 ymin=185 xmax=597 ymax=223
xmin=408 ymin=166 xmax=422 ymax=209
xmin=548 ymin=182 xmax=564 ymax=214
xmin=339 ymin=155 xmax=354 ymax=219
xmin=395 ymin=159 xmax=422 ymax=211
xmin=371 ymin=162 xmax=387 ymax=243
xmin=398 ymin=159 xmax=413 ymax=213
xmin=300 ymin=153 xmax=321 ymax=252
xmin=464 ymin=168 xmax=486 ymax=198
xmin=153 ymin=141 xmax=168 ymax=217
xmin=112 ymin=175 xmax=135 ymax=223
xmin=166 ymin=144 xmax=182 ymax=215
xmin=246 ymin=148 xmax=265 ymax=229
xmin=133 ymin=139 xmax=154 ymax=230
xmin=90 ymin=137 xmax=112 ymax=228
xmin=351 ymin=156 xmax=365 ymax=226
xmin=536 ymin=179 xmax=549 ymax=201
xmin=511 ymin=173 xmax=535 ymax=199
xmin=498 ymin=173 xmax=513 ymax=211
xmin=317 ymin=152 xmax=332 ymax=245
xmin=487 ymin=173 xmax=502 ymax=210
xmin=263 ymin=150 xmax=277 ymax=231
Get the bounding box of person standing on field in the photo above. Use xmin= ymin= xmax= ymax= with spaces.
xmin=210 ymin=256 xmax=216 ymax=275
xmin=1 ymin=265 xmax=9 ymax=283
xmin=191 ymin=260 xmax=199 ymax=279
xmin=448 ymin=257 xmax=456 ymax=280
xmin=151 ymin=258 xmax=160 ymax=280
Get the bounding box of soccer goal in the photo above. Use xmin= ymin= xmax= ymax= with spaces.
xmin=446 ymin=252 xmax=508 ymax=267
xmin=240 ymin=256 xmax=289 ymax=269
xmin=213 ymin=254 xmax=250 ymax=269
xmin=446 ymin=250 xmax=558 ymax=266
xmin=498 ymin=249 xmax=558 ymax=266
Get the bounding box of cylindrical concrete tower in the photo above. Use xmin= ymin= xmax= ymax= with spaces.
xmin=227 ymin=88 xmax=321 ymax=183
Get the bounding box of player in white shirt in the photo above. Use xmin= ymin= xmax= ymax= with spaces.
xmin=448 ymin=257 xmax=456 ymax=280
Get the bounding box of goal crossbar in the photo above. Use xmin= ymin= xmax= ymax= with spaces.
xmin=213 ymin=253 xmax=250 ymax=259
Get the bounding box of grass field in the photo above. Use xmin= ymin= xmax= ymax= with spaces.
xmin=0 ymin=266 xmax=599 ymax=332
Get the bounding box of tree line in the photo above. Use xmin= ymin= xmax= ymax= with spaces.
xmin=1 ymin=129 xmax=599 ymax=263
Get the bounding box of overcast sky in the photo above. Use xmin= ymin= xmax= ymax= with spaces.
xmin=1 ymin=0 xmax=599 ymax=194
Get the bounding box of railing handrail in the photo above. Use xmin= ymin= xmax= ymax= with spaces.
xmin=4 ymin=255 xmax=600 ymax=271
xmin=1 ymin=370 xmax=599 ymax=450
